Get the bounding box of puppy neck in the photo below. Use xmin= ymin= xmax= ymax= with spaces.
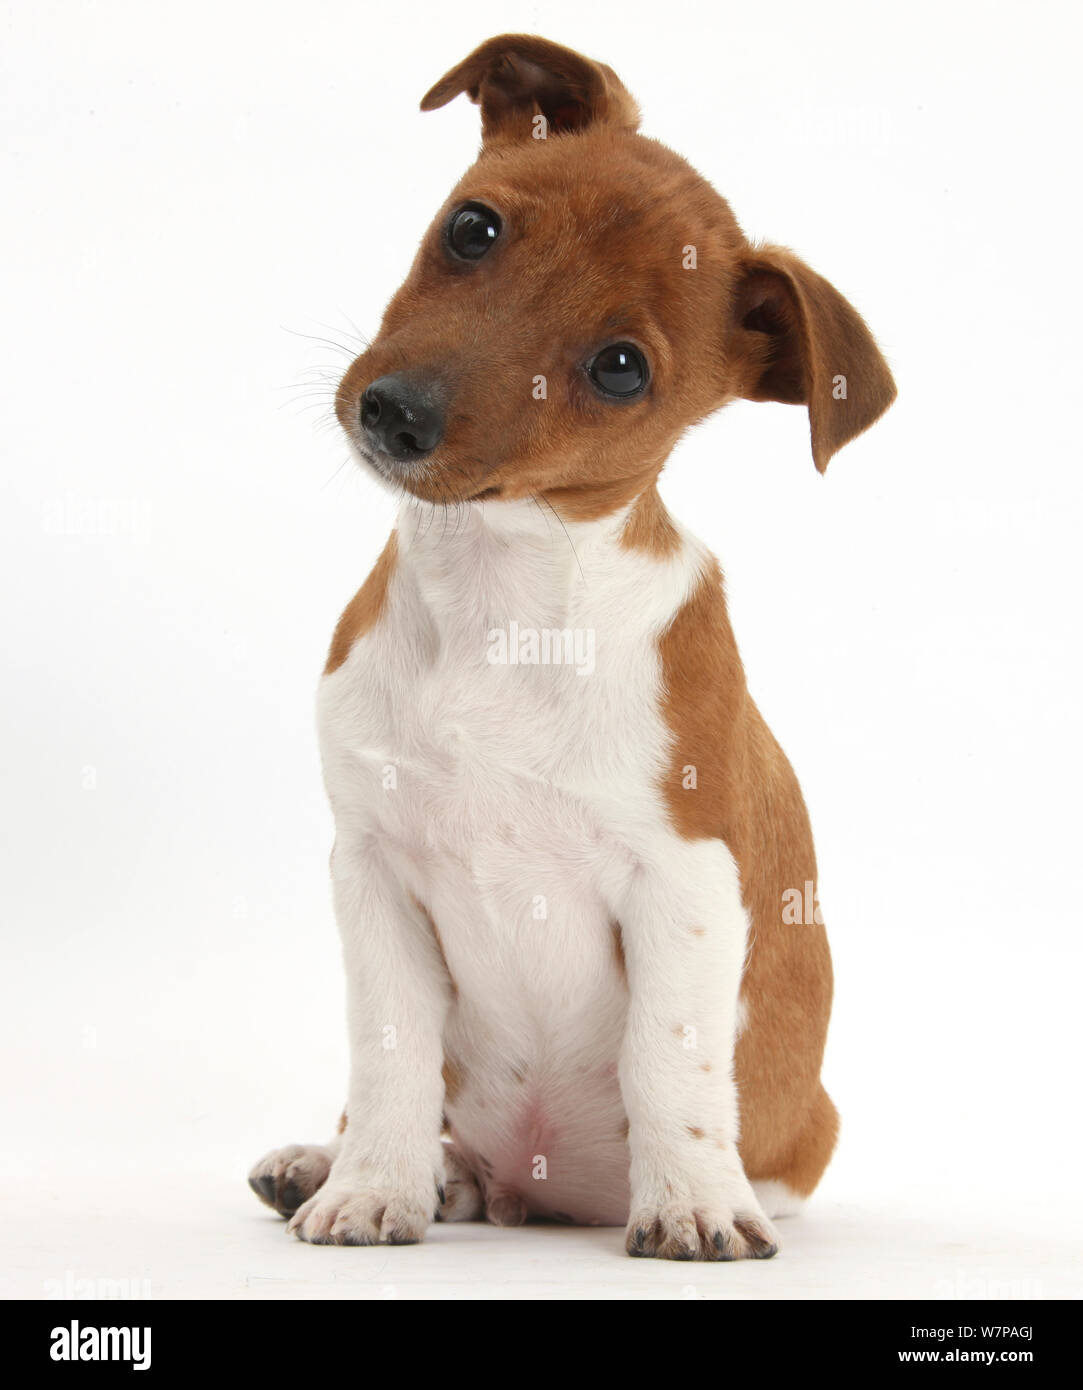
xmin=393 ymin=490 xmax=683 ymax=636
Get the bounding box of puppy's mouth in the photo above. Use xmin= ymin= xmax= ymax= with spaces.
xmin=350 ymin=437 xmax=502 ymax=505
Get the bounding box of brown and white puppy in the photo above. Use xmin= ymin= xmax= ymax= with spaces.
xmin=248 ymin=34 xmax=895 ymax=1260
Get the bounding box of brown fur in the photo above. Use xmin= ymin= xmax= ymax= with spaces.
xmin=610 ymin=920 xmax=627 ymax=981
xmin=420 ymin=33 xmax=640 ymax=142
xmin=620 ymin=485 xmax=682 ymax=558
xmin=442 ymin=1059 xmax=464 ymax=1106
xmin=325 ymin=35 xmax=894 ymax=1202
xmin=324 ymin=530 xmax=397 ymax=675
xmin=333 ymin=37 xmax=894 ymax=526
xmin=658 ymin=554 xmax=838 ymax=1193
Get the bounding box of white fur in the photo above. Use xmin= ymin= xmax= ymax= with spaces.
xmin=751 ymin=1179 xmax=806 ymax=1220
xmin=290 ymin=497 xmax=776 ymax=1249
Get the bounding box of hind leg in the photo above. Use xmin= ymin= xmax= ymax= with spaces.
xmin=751 ymin=1179 xmax=808 ymax=1219
xmin=249 ymin=1116 xmax=483 ymax=1224
xmin=748 ymin=1084 xmax=839 ymax=1220
xmin=435 ymin=1139 xmax=484 ymax=1222
xmin=248 ymin=1139 xmax=340 ymax=1218
xmin=248 ymin=1109 xmax=345 ymax=1217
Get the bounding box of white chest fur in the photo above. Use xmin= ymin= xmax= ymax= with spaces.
xmin=317 ymin=499 xmax=746 ymax=1223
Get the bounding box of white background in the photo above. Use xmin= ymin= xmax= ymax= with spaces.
xmin=2 ymin=0 xmax=1081 ymax=1300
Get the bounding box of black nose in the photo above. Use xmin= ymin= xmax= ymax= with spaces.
xmin=359 ymin=375 xmax=444 ymax=461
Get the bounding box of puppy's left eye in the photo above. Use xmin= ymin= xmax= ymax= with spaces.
xmin=446 ymin=203 xmax=502 ymax=260
xmin=587 ymin=343 xmax=649 ymax=399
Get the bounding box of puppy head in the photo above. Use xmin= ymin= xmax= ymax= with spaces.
xmin=335 ymin=35 xmax=896 ymax=519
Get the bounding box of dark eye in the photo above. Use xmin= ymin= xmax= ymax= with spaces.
xmin=587 ymin=343 xmax=649 ymax=399
xmin=446 ymin=203 xmax=502 ymax=260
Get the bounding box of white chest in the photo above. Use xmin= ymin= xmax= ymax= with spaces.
xmin=316 ymin=501 xmax=716 ymax=1220
xmin=321 ymin=501 xmax=698 ymax=869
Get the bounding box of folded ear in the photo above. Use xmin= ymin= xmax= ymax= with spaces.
xmin=420 ymin=33 xmax=639 ymax=142
xmin=728 ymin=246 xmax=897 ymax=472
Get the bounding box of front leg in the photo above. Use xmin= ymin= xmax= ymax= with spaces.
xmin=616 ymin=840 xmax=779 ymax=1261
xmin=289 ymin=835 xmax=451 ymax=1246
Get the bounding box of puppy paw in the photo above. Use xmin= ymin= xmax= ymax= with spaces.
xmin=436 ymin=1143 xmax=484 ymax=1223
xmin=625 ymin=1202 xmax=779 ymax=1262
xmin=485 ymin=1187 xmax=528 ymax=1227
xmin=247 ymin=1144 xmax=333 ymax=1218
xmin=287 ymin=1179 xmax=435 ymax=1246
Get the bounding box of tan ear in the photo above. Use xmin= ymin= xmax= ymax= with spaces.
xmin=729 ymin=246 xmax=897 ymax=472
xmin=420 ymin=33 xmax=639 ymax=142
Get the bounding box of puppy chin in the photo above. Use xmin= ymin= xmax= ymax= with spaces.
xmin=344 ymin=435 xmax=422 ymax=498
xmin=347 ymin=435 xmax=502 ymax=506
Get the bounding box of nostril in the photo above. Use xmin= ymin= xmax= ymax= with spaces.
xmin=394 ymin=430 xmax=422 ymax=455
xmin=359 ymin=388 xmax=381 ymax=429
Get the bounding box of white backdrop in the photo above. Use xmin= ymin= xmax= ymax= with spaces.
xmin=2 ymin=0 xmax=1081 ymax=1299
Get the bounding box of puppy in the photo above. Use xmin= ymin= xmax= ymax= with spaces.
xmin=248 ymin=34 xmax=895 ymax=1260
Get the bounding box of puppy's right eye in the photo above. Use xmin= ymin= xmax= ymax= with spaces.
xmin=587 ymin=342 xmax=649 ymax=399
xmin=446 ymin=203 xmax=502 ymax=260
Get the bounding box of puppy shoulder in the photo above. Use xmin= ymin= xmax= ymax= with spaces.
xmin=324 ymin=530 xmax=398 ymax=676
